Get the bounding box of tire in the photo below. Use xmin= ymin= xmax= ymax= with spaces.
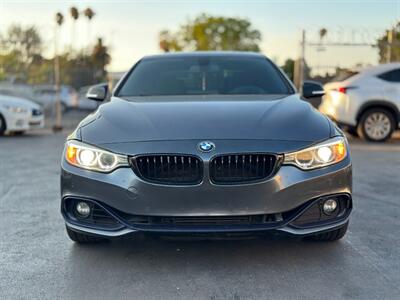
xmin=357 ymin=108 xmax=395 ymax=142
xmin=304 ymin=222 xmax=348 ymax=242
xmin=13 ymin=131 xmax=25 ymax=136
xmin=0 ymin=114 xmax=6 ymax=135
xmin=66 ymin=226 xmax=108 ymax=243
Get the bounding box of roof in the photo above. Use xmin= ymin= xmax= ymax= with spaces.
xmin=360 ymin=62 xmax=400 ymax=76
xmin=142 ymin=51 xmax=265 ymax=60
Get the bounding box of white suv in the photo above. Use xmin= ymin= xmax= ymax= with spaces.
xmin=319 ymin=63 xmax=400 ymax=142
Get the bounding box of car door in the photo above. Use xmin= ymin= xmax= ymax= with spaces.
xmin=378 ymin=68 xmax=400 ymax=111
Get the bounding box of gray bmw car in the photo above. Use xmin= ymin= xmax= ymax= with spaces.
xmin=61 ymin=52 xmax=352 ymax=243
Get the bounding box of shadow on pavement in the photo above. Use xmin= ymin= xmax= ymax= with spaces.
xmin=67 ymin=233 xmax=347 ymax=271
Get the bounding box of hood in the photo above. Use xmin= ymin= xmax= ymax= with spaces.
xmin=79 ymin=95 xmax=331 ymax=145
xmin=0 ymin=95 xmax=41 ymax=109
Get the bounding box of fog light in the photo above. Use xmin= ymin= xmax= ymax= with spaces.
xmin=76 ymin=202 xmax=91 ymax=217
xmin=323 ymin=199 xmax=338 ymax=214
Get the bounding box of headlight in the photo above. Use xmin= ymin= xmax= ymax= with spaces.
xmin=283 ymin=136 xmax=348 ymax=170
xmin=65 ymin=140 xmax=129 ymax=172
xmin=5 ymin=105 xmax=28 ymax=113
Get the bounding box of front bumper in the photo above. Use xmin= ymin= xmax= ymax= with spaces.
xmin=3 ymin=111 xmax=44 ymax=132
xmin=29 ymin=115 xmax=45 ymax=129
xmin=61 ymin=147 xmax=352 ymax=238
xmin=3 ymin=111 xmax=31 ymax=132
xmin=63 ymin=194 xmax=352 ymax=238
xmin=65 ymin=219 xmax=350 ymax=238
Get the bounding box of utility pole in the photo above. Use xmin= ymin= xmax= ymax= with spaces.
xmin=386 ymin=30 xmax=393 ymax=63
xmin=298 ymin=29 xmax=306 ymax=92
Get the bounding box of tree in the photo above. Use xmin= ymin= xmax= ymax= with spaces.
xmin=56 ymin=12 xmax=64 ymax=26
xmin=376 ymin=22 xmax=400 ymax=63
xmin=84 ymin=8 xmax=95 ymax=44
xmin=69 ymin=7 xmax=79 ymax=50
xmin=91 ymin=38 xmax=110 ymax=82
xmin=159 ymin=30 xmax=182 ymax=52
xmin=319 ymin=28 xmax=327 ymax=40
xmin=0 ymin=22 xmax=111 ymax=88
xmin=70 ymin=7 xmax=79 ymax=21
xmin=84 ymin=7 xmax=95 ymax=20
xmin=159 ymin=13 xmax=261 ymax=52
xmin=282 ymin=58 xmax=311 ymax=87
xmin=282 ymin=59 xmax=295 ymax=81
xmin=0 ymin=24 xmax=42 ymax=69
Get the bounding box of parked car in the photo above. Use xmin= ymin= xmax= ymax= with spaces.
xmin=0 ymin=94 xmax=44 ymax=135
xmin=320 ymin=63 xmax=400 ymax=142
xmin=61 ymin=52 xmax=352 ymax=244
xmin=0 ymin=85 xmax=36 ymax=102
xmin=32 ymin=85 xmax=78 ymax=112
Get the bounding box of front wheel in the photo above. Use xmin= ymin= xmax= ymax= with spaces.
xmin=12 ymin=131 xmax=26 ymax=136
xmin=357 ymin=108 xmax=395 ymax=142
xmin=66 ymin=226 xmax=108 ymax=244
xmin=304 ymin=222 xmax=348 ymax=242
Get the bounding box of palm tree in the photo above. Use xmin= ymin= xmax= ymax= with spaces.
xmin=69 ymin=7 xmax=79 ymax=51
xmin=54 ymin=12 xmax=64 ymax=131
xmin=83 ymin=8 xmax=95 ymax=46
xmin=319 ymin=28 xmax=327 ymax=41
xmin=56 ymin=12 xmax=64 ymax=26
xmin=84 ymin=7 xmax=95 ymax=20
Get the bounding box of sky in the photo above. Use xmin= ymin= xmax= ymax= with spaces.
xmin=0 ymin=0 xmax=399 ymax=74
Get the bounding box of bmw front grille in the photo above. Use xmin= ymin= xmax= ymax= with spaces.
xmin=130 ymin=153 xmax=280 ymax=185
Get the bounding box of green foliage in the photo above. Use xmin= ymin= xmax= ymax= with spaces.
xmin=0 ymin=24 xmax=42 ymax=67
xmin=159 ymin=13 xmax=261 ymax=52
xmin=0 ymin=24 xmax=110 ymax=88
xmin=282 ymin=59 xmax=295 ymax=81
xmin=376 ymin=22 xmax=400 ymax=63
xmin=91 ymin=38 xmax=111 ymax=82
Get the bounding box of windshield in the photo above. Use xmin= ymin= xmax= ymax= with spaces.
xmin=117 ymin=56 xmax=293 ymax=97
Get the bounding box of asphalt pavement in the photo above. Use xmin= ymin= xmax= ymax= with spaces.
xmin=0 ymin=130 xmax=399 ymax=299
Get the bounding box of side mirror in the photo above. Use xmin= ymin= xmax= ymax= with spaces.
xmin=86 ymin=83 xmax=108 ymax=101
xmin=302 ymin=81 xmax=325 ymax=99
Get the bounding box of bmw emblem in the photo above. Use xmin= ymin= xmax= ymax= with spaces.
xmin=198 ymin=141 xmax=215 ymax=152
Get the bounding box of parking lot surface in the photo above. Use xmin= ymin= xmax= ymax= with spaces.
xmin=0 ymin=131 xmax=399 ymax=299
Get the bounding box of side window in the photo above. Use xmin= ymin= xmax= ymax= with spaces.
xmin=378 ymin=69 xmax=400 ymax=82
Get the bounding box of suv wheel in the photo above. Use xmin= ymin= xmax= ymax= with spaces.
xmin=66 ymin=226 xmax=108 ymax=243
xmin=304 ymin=222 xmax=348 ymax=242
xmin=357 ymin=108 xmax=395 ymax=142
xmin=0 ymin=114 xmax=6 ymax=135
